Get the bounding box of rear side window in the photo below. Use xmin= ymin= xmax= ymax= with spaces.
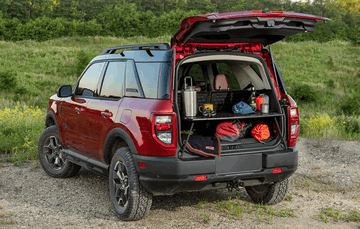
xmin=76 ymin=62 xmax=105 ymax=97
xmin=136 ymin=62 xmax=171 ymax=99
xmin=125 ymin=60 xmax=142 ymax=98
xmin=216 ymin=63 xmax=241 ymax=90
xmin=100 ymin=61 xmax=126 ymax=99
xmin=189 ymin=64 xmax=204 ymax=82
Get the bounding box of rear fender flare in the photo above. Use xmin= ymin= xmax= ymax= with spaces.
xmin=103 ymin=128 xmax=139 ymax=165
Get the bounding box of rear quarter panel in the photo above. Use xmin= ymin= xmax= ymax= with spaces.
xmin=99 ymin=97 xmax=177 ymax=158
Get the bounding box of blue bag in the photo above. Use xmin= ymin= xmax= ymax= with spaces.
xmin=232 ymin=101 xmax=255 ymax=115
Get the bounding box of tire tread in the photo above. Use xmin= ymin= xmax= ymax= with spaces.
xmin=111 ymin=147 xmax=152 ymax=221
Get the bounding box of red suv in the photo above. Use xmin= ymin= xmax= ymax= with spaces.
xmin=38 ymin=11 xmax=327 ymax=221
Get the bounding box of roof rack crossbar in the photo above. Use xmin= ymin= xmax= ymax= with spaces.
xmin=100 ymin=43 xmax=170 ymax=55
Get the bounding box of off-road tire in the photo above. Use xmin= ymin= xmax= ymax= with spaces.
xmin=109 ymin=147 xmax=152 ymax=221
xmin=245 ymin=179 xmax=290 ymax=205
xmin=38 ymin=126 xmax=81 ymax=178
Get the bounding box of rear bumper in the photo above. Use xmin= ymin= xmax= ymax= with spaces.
xmin=133 ymin=146 xmax=298 ymax=195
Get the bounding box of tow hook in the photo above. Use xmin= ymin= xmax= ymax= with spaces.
xmin=227 ymin=179 xmax=244 ymax=192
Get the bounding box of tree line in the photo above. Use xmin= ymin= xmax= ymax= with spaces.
xmin=0 ymin=0 xmax=359 ymax=44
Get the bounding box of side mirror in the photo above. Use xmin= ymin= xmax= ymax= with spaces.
xmin=57 ymin=85 xmax=72 ymax=97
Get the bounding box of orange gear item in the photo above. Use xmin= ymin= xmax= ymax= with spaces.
xmin=251 ymin=124 xmax=270 ymax=141
xmin=255 ymin=96 xmax=264 ymax=111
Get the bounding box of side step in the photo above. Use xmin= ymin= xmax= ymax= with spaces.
xmin=62 ymin=149 xmax=109 ymax=177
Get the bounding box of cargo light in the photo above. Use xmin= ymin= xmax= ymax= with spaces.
xmin=272 ymin=168 xmax=282 ymax=173
xmin=195 ymin=175 xmax=207 ymax=181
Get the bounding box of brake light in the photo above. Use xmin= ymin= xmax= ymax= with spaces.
xmin=154 ymin=116 xmax=173 ymax=145
xmin=284 ymin=95 xmax=299 ymax=147
xmin=155 ymin=123 xmax=172 ymax=131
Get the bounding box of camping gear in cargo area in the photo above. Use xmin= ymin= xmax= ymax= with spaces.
xmin=255 ymin=94 xmax=269 ymax=114
xmin=216 ymin=120 xmax=252 ymax=142
xmin=183 ymin=135 xmax=221 ymax=157
xmin=202 ymin=108 xmax=217 ymax=117
xmin=251 ymin=124 xmax=270 ymax=143
xmin=232 ymin=101 xmax=255 ymax=115
xmin=199 ymin=103 xmax=217 ymax=117
xmin=182 ymin=76 xmax=197 ymax=117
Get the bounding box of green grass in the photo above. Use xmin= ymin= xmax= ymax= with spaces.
xmin=273 ymin=40 xmax=360 ymax=140
xmin=317 ymin=208 xmax=360 ymax=223
xmin=211 ymin=196 xmax=296 ymax=223
xmin=0 ymin=105 xmax=45 ymax=165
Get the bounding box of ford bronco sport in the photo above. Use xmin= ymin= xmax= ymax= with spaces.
xmin=38 ymin=11 xmax=328 ymax=221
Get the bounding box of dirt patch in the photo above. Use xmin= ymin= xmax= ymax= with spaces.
xmin=0 ymin=138 xmax=359 ymax=228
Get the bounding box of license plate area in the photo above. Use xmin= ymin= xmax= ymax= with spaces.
xmin=215 ymin=153 xmax=262 ymax=175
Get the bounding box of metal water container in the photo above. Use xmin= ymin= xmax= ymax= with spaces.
xmin=182 ymin=76 xmax=197 ymax=117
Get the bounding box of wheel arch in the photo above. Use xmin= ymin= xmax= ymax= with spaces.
xmin=45 ymin=111 xmax=58 ymax=128
xmin=103 ymin=128 xmax=139 ymax=165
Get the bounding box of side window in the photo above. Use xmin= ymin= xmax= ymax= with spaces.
xmin=136 ymin=62 xmax=159 ymax=99
xmin=125 ymin=60 xmax=142 ymax=98
xmin=189 ymin=64 xmax=204 ymax=82
xmin=100 ymin=61 xmax=126 ymax=99
xmin=216 ymin=63 xmax=241 ymax=90
xmin=76 ymin=62 xmax=105 ymax=97
xmin=250 ymin=64 xmax=262 ymax=80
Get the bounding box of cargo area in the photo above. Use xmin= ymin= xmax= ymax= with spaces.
xmin=175 ymin=53 xmax=286 ymax=158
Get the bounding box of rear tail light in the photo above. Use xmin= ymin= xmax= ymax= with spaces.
xmin=284 ymin=95 xmax=299 ymax=147
xmin=154 ymin=116 xmax=173 ymax=145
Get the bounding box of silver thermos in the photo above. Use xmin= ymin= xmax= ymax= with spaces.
xmin=182 ymin=76 xmax=197 ymax=117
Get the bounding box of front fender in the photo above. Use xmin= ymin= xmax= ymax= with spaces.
xmin=45 ymin=111 xmax=58 ymax=129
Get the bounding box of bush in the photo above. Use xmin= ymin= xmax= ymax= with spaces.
xmin=340 ymin=94 xmax=360 ymax=116
xmin=302 ymin=114 xmax=335 ymax=138
xmin=69 ymin=19 xmax=102 ymax=36
xmin=291 ymin=84 xmax=318 ymax=103
xmin=0 ymin=105 xmax=45 ymax=165
xmin=0 ymin=70 xmax=17 ymax=90
xmin=336 ymin=116 xmax=360 ymax=134
xmin=17 ymin=16 xmax=66 ymax=41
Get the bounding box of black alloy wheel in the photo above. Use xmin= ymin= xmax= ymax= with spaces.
xmin=43 ymin=136 xmax=66 ymax=170
xmin=112 ymin=161 xmax=130 ymax=208
xmin=109 ymin=147 xmax=152 ymax=221
xmin=38 ymin=126 xmax=81 ymax=178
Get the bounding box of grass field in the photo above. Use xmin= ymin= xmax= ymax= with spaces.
xmin=0 ymin=36 xmax=359 ymax=164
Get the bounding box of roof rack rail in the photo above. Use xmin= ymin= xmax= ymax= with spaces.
xmin=100 ymin=43 xmax=170 ymax=55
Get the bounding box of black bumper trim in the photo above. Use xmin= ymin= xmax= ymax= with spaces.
xmin=133 ymin=147 xmax=298 ymax=195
